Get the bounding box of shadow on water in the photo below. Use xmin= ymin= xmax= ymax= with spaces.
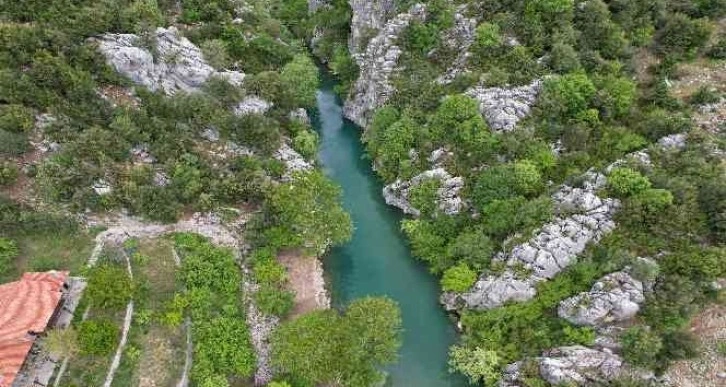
xmin=310 ymin=68 xmax=468 ymax=386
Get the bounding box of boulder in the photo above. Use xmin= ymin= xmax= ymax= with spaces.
xmin=234 ymin=96 xmax=272 ymax=116
xmin=558 ymin=272 xmax=645 ymax=327
xmin=275 ymin=143 xmax=313 ymax=180
xmin=382 ymin=168 xmax=464 ymax=216
xmin=97 ymin=27 xmax=245 ymax=95
xmin=344 ymin=4 xmax=426 ymax=128
xmin=465 ymin=80 xmax=541 ymax=132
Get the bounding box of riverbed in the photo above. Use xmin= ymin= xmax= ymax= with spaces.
xmin=311 ymin=71 xmax=465 ymax=386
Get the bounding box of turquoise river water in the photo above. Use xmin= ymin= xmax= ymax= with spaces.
xmin=311 ymin=71 xmax=466 ymax=386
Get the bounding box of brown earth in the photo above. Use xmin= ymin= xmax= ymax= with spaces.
xmin=277 ymin=249 xmax=330 ymax=318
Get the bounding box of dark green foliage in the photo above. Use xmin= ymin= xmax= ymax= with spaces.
xmin=607 ymin=167 xmax=652 ymax=197
xmin=0 ymin=162 xmax=19 ymax=186
xmin=264 ymin=171 xmax=352 ymax=253
xmin=271 ymin=297 xmax=402 ymax=386
xmin=656 ymin=13 xmax=713 ymax=58
xmin=78 ymin=319 xmax=119 ymax=356
xmin=192 ymin=317 xmax=256 ymax=384
xmin=538 ymin=73 xmax=596 ymax=121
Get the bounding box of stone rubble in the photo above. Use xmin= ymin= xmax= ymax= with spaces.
xmin=96 ymin=27 xmax=245 ymax=96
xmin=344 ymin=4 xmax=427 ymax=128
xmin=382 ymin=167 xmax=465 ymax=217
xmin=465 ymin=80 xmax=542 ymax=132
xmin=558 ymin=272 xmax=645 ymax=327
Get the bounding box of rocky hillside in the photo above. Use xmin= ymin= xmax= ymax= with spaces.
xmin=301 ymin=0 xmax=726 ymax=385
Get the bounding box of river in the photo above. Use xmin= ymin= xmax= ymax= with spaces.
xmin=310 ymin=71 xmax=465 ymax=386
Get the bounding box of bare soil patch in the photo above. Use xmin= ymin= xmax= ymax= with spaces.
xmin=277 ymin=249 xmax=330 ymax=317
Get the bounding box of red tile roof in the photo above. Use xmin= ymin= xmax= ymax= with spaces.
xmin=0 ymin=271 xmax=68 ymax=387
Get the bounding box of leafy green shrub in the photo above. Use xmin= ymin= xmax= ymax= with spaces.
xmin=441 ymin=264 xmax=477 ymax=292
xmin=0 ymin=104 xmax=34 ymax=133
xmin=448 ymin=345 xmax=500 ymax=386
xmin=292 ymin=129 xmax=318 ymax=159
xmin=539 ymin=73 xmax=596 ymax=121
xmin=0 ymin=129 xmax=29 ymax=156
xmin=707 ymin=35 xmax=726 ymax=59
xmin=280 ymin=54 xmax=319 ymax=108
xmin=0 ymin=162 xmax=19 ymax=186
xmin=192 ymin=317 xmax=256 ymax=383
xmin=0 ymin=237 xmax=19 ymax=275
xmin=85 ymin=264 xmax=133 ymax=310
xmin=254 ymin=285 xmax=294 ymax=317
xmin=200 ymin=39 xmax=231 ymax=70
xmin=607 ymin=168 xmax=652 ymax=197
xmin=689 ymin=86 xmax=721 ymax=106
xmin=620 ymin=326 xmax=663 ymax=369
xmin=78 ymin=319 xmax=119 ymax=355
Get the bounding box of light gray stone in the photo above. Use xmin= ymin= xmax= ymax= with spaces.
xmin=348 ymin=0 xmax=396 ymax=57
xmin=465 ymin=80 xmax=541 ymax=132
xmin=234 ymin=96 xmax=272 ymax=116
xmin=382 ymin=167 xmax=464 ymax=216
xmin=344 ymin=4 xmax=427 ymax=128
xmin=275 ymin=143 xmax=313 ymax=180
xmin=558 ymin=272 xmax=645 ymax=327
xmin=97 ymin=27 xmax=245 ymax=96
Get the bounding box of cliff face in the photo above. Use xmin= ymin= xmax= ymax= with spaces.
xmin=348 ymin=0 xmax=396 ymax=58
xmin=343 ymin=3 xmax=426 ymax=127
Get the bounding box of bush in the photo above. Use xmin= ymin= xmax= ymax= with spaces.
xmin=0 ymin=104 xmax=34 ymax=133
xmin=85 ymin=264 xmax=133 ymax=310
xmin=656 ymin=14 xmax=713 ymax=58
xmin=539 ymin=73 xmax=596 ymax=121
xmin=0 ymin=237 xmax=19 ymax=275
xmin=689 ymin=86 xmax=721 ymax=106
xmin=607 ymin=168 xmax=651 ymax=197
xmin=441 ymin=264 xmax=477 ymax=292
xmin=200 ymin=40 xmax=231 ymax=70
xmin=620 ymin=326 xmax=662 ymax=369
xmin=707 ymin=35 xmax=726 ymax=59
xmin=254 ymin=285 xmax=294 ymax=317
xmin=0 ymin=162 xmax=19 ymax=186
xmin=0 ymin=129 xmax=29 ymax=156
xmin=78 ymin=319 xmax=119 ymax=355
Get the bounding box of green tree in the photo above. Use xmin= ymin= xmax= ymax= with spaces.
xmin=607 ymin=167 xmax=652 ymax=197
xmin=78 ymin=319 xmax=119 ymax=356
xmin=271 ymin=297 xmax=402 ymax=386
xmin=448 ymin=345 xmax=501 ymax=386
xmin=446 ymin=228 xmax=494 ymax=270
xmin=441 ymin=264 xmax=477 ymax=292
xmin=656 ymin=13 xmax=713 ymax=58
xmin=201 ymin=40 xmax=231 ymax=70
xmin=539 ymin=73 xmax=596 ymax=121
xmin=265 ymin=171 xmax=352 ymax=253
xmin=280 ymin=54 xmax=319 ymax=108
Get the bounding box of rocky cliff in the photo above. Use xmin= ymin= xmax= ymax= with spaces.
xmin=343 ymin=4 xmax=426 ymax=127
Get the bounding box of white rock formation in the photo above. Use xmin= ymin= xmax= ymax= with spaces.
xmin=558 ymin=272 xmax=645 ymax=327
xmin=97 ymin=27 xmax=245 ymax=96
xmin=344 ymin=4 xmax=426 ymax=128
xmin=443 ymin=181 xmax=620 ymax=311
xmin=92 ymin=179 xmax=113 ymax=196
xmin=274 ymin=143 xmax=313 ymax=180
xmin=289 ymin=108 xmax=310 ymax=125
xmin=348 ymin=0 xmax=396 ymax=57
xmin=436 ymin=7 xmax=477 ymax=85
xmin=234 ymin=96 xmax=272 ymax=116
xmin=465 ymin=80 xmax=542 ymax=132
xmin=501 ymin=346 xmax=630 ymax=387
xmin=657 ymin=133 xmax=687 ymax=150
xmin=382 ymin=168 xmax=464 ymax=216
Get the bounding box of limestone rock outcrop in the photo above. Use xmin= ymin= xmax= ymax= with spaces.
xmin=348 ymin=0 xmax=396 ymax=57
xmin=97 ymin=27 xmax=245 ymax=95
xmin=344 ymin=4 xmax=426 ymax=128
xmin=437 ymin=7 xmax=477 ymax=85
xmin=443 ymin=182 xmax=620 ymax=311
xmin=382 ymin=168 xmax=464 ymax=216
xmin=465 ymin=80 xmax=541 ymax=132
xmin=234 ymin=96 xmax=272 ymax=116
xmin=275 ymin=143 xmax=313 ymax=180
xmin=501 ymin=346 xmax=639 ymax=387
xmin=558 ymin=272 xmax=645 ymax=327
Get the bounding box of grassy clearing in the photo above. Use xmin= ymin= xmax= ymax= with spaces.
xmin=1 ymin=229 xmax=94 ymax=282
